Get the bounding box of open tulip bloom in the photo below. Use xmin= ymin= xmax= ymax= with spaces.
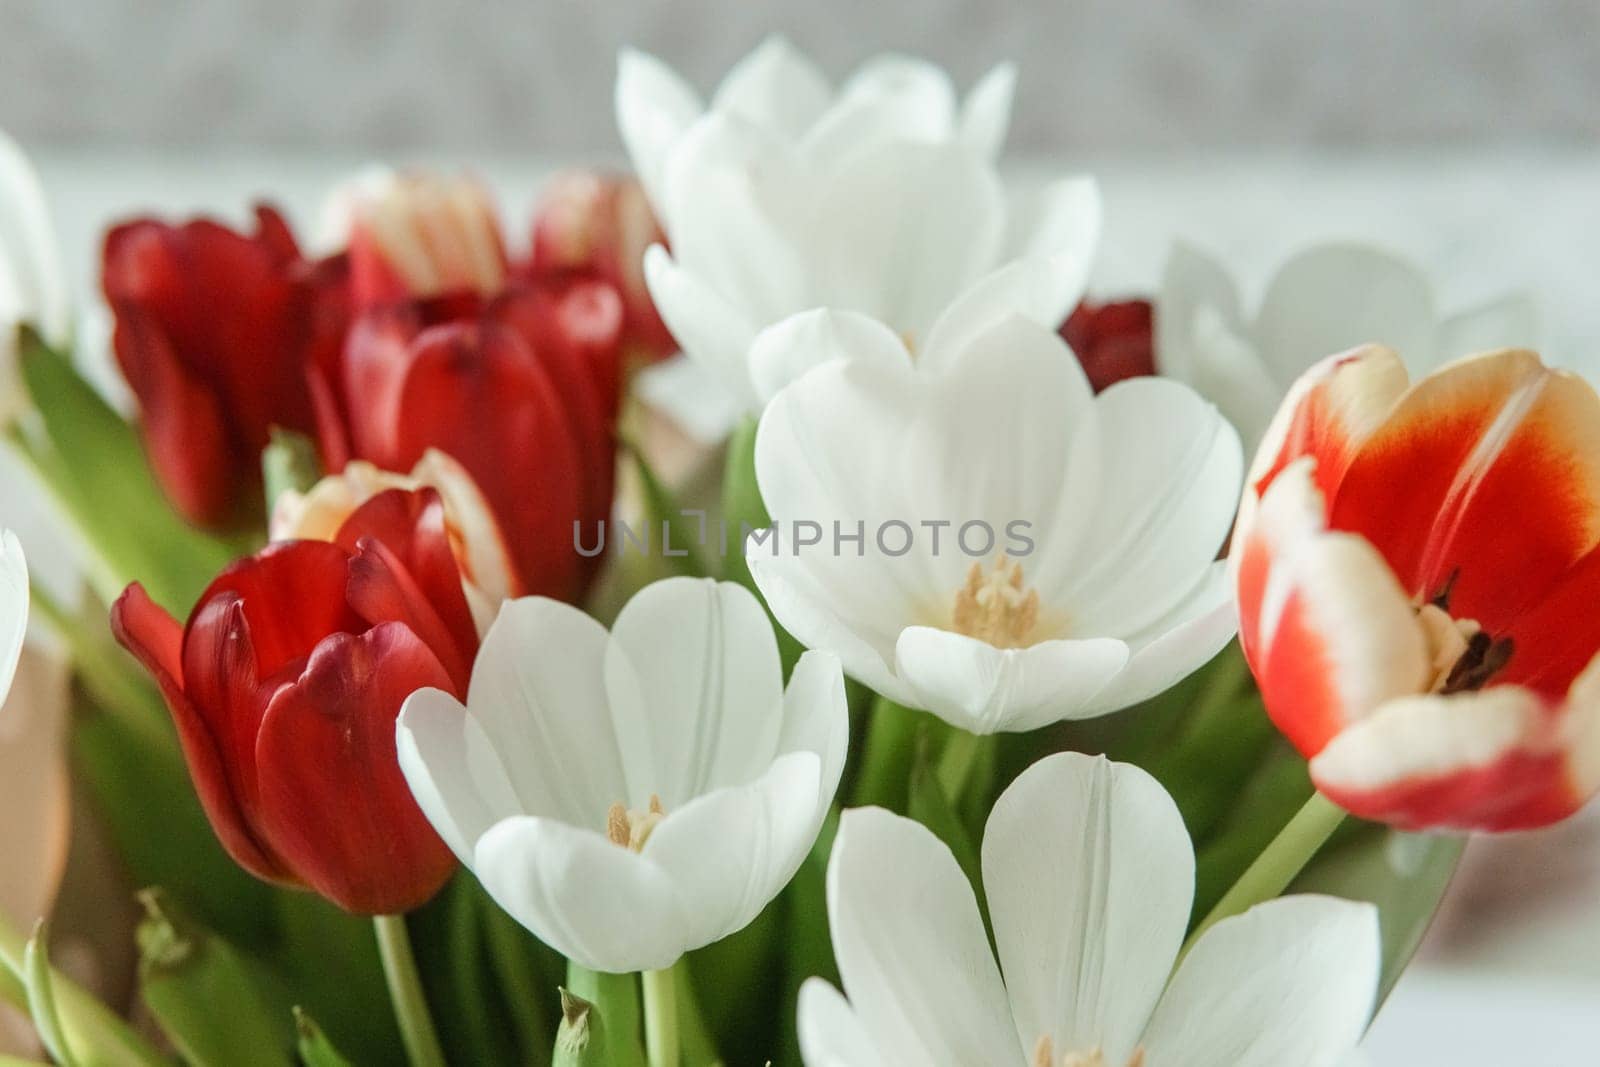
xmin=397 ymin=577 xmax=849 ymax=974
xmin=1 ymin=31 xmax=1598 ymax=1067
xmin=800 ymin=753 xmax=1380 ymax=1067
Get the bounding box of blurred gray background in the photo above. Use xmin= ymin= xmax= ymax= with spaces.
xmin=3 ymin=0 xmax=1598 ymax=154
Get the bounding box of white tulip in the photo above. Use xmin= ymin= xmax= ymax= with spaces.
xmin=0 ymin=131 xmax=69 ymax=424
xmin=747 ymin=304 xmax=1241 ymax=734
xmin=1156 ymin=241 xmax=1535 ymax=453
xmin=800 ymin=752 xmax=1380 ymax=1067
xmin=617 ymin=35 xmax=1100 ymax=422
xmin=397 ymin=577 xmax=849 ymax=973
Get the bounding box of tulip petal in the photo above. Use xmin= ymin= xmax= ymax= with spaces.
xmin=1140 ymin=896 xmax=1379 ymax=1067
xmin=643 ymin=750 xmax=823 ymax=949
xmin=957 ymin=63 xmax=1017 ymax=160
xmin=918 ymin=253 xmax=1094 ymax=373
xmin=826 ymin=808 xmax=1018 ymax=1062
xmin=643 ymin=245 xmax=765 ymax=412
xmin=777 ymin=649 xmax=851 ymax=831
xmin=465 ymin=597 xmax=628 ymax=829
xmin=797 ymin=978 xmax=883 ymax=1067
xmin=255 ymin=623 xmax=457 ymax=914
xmin=604 ymin=578 xmax=784 ymax=806
xmin=803 ymin=54 xmax=958 ymax=163
xmin=0 ymin=130 xmax=69 ymax=349
xmin=0 ymin=531 xmax=25 ymax=699
xmin=1310 ymin=681 xmax=1597 ymax=832
xmin=711 ymin=35 xmax=831 ymax=139
xmin=615 ymin=47 xmax=705 ymax=217
xmin=1329 ymin=349 xmax=1600 ymax=628
xmin=1500 ymin=544 xmax=1600 ymax=698
xmin=982 ymin=754 xmax=1193 ymax=1067
xmin=1155 ymin=241 xmax=1242 ymax=385
xmin=1253 ymin=244 xmax=1437 ymax=392
xmin=747 ymin=308 xmax=908 ymax=407
xmin=474 ymin=814 xmax=692 ymax=974
xmin=894 ymin=627 xmax=1130 ymax=733
xmin=1238 ymin=461 xmax=1430 ymax=756
xmin=1003 ymin=174 xmax=1101 ymax=285
xmin=396 ymin=686 xmax=523 ymax=863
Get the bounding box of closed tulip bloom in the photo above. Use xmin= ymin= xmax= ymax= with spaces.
xmin=111 ymin=488 xmax=473 ymax=913
xmin=342 ymin=170 xmax=507 ymax=310
xmin=397 ymin=577 xmax=849 ymax=974
xmin=1235 ymin=345 xmax=1600 ymax=831
xmin=799 ymin=753 xmax=1379 ymax=1067
xmin=748 ymin=303 xmax=1241 ymax=734
xmin=102 ymin=205 xmax=349 ymax=526
xmin=313 ymin=282 xmax=626 ymax=603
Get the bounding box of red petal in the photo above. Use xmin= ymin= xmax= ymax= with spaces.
xmin=110 ymin=584 xmax=292 ymax=882
xmin=1329 ymin=351 xmax=1600 ymax=629
xmin=1500 ymin=545 xmax=1600 ymax=699
xmin=253 ymin=624 xmax=458 ymax=914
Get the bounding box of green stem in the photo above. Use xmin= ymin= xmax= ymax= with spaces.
xmin=1182 ymin=791 xmax=1347 ymax=958
xmin=373 ymin=915 xmax=447 ymax=1067
xmin=640 ymin=967 xmax=679 ymax=1067
xmin=934 ymin=728 xmax=985 ymax=808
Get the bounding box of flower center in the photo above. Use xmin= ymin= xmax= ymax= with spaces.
xmin=606 ymin=794 xmax=665 ymax=852
xmin=1032 ymin=1037 xmax=1145 ymax=1067
xmin=952 ymin=555 xmax=1041 ymax=649
xmin=1416 ymin=581 xmax=1513 ymax=695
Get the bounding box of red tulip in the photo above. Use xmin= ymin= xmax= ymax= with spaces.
xmin=529 ymin=170 xmax=675 ymax=363
xmin=102 ymin=205 xmax=349 ymax=527
xmin=343 ymin=172 xmax=507 ymax=311
xmin=1234 ymin=345 xmax=1600 ymax=831
xmin=110 ymin=487 xmax=472 ymax=913
xmin=312 ymin=281 xmax=625 ymax=603
xmin=1060 ymin=298 xmax=1155 ymax=393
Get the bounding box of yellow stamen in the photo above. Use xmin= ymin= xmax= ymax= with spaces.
xmin=605 ymin=794 xmax=665 ymax=852
xmin=952 ymin=554 xmax=1041 ymax=649
xmin=1033 ymin=1037 xmax=1143 ymax=1067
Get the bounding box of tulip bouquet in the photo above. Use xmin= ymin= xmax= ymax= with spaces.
xmin=0 ymin=35 xmax=1591 ymax=1067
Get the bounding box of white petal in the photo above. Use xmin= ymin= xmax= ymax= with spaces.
xmin=0 ymin=130 xmax=70 ymax=348
xmin=0 ymin=532 xmax=25 ymax=699
xmin=0 ymin=643 xmax=70 ymax=926
xmin=1004 ymin=175 xmax=1102 ymax=286
xmin=1435 ymin=291 xmax=1540 ymax=368
xmin=982 ymin=753 xmax=1194 ymax=1066
xmin=1061 ymin=376 xmax=1243 ymax=637
xmin=748 ymin=308 xmax=909 ymax=406
xmin=918 ymin=254 xmax=1094 ymax=373
xmin=1155 ymin=241 xmax=1242 ymax=384
xmin=474 ymin=815 xmax=691 ymax=974
xmin=797 ymin=978 xmax=884 ymax=1067
xmin=644 ymin=750 xmax=823 ymax=949
xmin=894 ymin=628 xmax=1130 ymax=733
xmin=1078 ymin=561 xmax=1237 ymax=716
xmin=827 ymin=808 xmax=1018 ymax=1062
xmin=631 ymin=353 xmax=749 ymax=444
xmin=958 ymin=63 xmax=1017 ymax=159
xmin=643 ymin=245 xmax=764 ymax=413
xmin=777 ymin=649 xmax=852 ymax=831
xmin=604 ymin=578 xmax=785 ymax=807
xmin=615 ymin=48 xmax=705 ymax=218
xmin=466 ymin=597 xmax=628 ymax=828
xmin=1254 ymin=244 xmax=1437 ymax=389
xmin=711 ymin=35 xmax=832 ymax=139
xmin=802 ymin=54 xmax=958 ymax=164
xmin=1140 ymin=896 xmax=1380 ymax=1067
xmin=397 ymin=686 xmax=523 ymax=862
xmin=1184 ymin=305 xmax=1286 ymax=454
xmin=806 ymin=140 xmax=1003 ymax=336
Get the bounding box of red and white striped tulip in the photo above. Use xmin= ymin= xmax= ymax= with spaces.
xmin=1234 ymin=345 xmax=1600 ymax=831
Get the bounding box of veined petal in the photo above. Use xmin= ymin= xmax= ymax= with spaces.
xmin=643 ymin=244 xmax=764 ymax=412
xmin=893 ymin=628 xmax=1129 ymax=734
xmin=1329 ymin=349 xmax=1600 ymax=628
xmin=1003 ymin=175 xmax=1101 ymax=286
xmin=643 ymin=750 xmax=823 ymax=949
xmin=827 ymin=808 xmax=1018 ymax=1062
xmin=982 ymin=754 xmax=1193 ymax=1066
xmin=711 ymin=35 xmax=831 ymax=139
xmin=802 ymin=55 xmax=958 ymax=164
xmin=1239 ymin=461 xmax=1430 ymax=756
xmin=474 ymin=814 xmax=692 ymax=974
xmin=0 ymin=130 xmax=70 ymax=347
xmin=957 ymin=63 xmax=1017 ymax=159
xmin=615 ymin=48 xmax=706 ymax=217
xmin=605 ymin=578 xmax=785 ymax=806
xmin=1140 ymin=896 xmax=1379 ymax=1067
xmin=777 ymin=649 xmax=851 ymax=832
xmin=797 ymin=978 xmax=883 ymax=1067
xmin=1182 ymin=305 xmax=1284 ymax=454
xmin=1155 ymin=241 xmax=1242 ymax=385
xmin=396 ymin=686 xmax=523 ymax=862
xmin=1310 ymin=682 xmax=1594 ymax=832
xmin=918 ymin=254 xmax=1094 ymax=373
xmin=1253 ymin=244 xmax=1437 ymax=392
xmin=748 ymin=308 xmax=909 ymax=406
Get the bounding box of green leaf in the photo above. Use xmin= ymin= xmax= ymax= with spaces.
xmin=135 ymin=890 xmax=295 ymax=1067
xmin=261 ymin=427 xmax=323 ymax=512
xmin=626 ymin=437 xmax=712 ymax=578
xmin=908 ymin=730 xmax=985 ymax=921
xmin=1293 ymin=825 xmax=1466 ymax=1003
xmin=14 ymin=326 xmax=244 ymax=611
xmin=409 ymin=874 xmax=517 ymax=1067
xmin=768 ymin=809 xmax=839 ymax=1067
xmin=294 ymin=1008 xmax=355 ymax=1067
xmin=561 ymin=965 xmax=645 ymax=1067
xmin=479 ymin=887 xmax=562 ymax=1064
xmin=22 ymin=922 xmax=76 ymax=1067
xmin=270 ymin=894 xmax=404 ymax=1065
xmin=719 ymin=415 xmax=803 ymax=675
xmin=850 ymin=697 xmax=925 ymax=812
xmin=1192 ymin=746 xmax=1314 ymax=921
